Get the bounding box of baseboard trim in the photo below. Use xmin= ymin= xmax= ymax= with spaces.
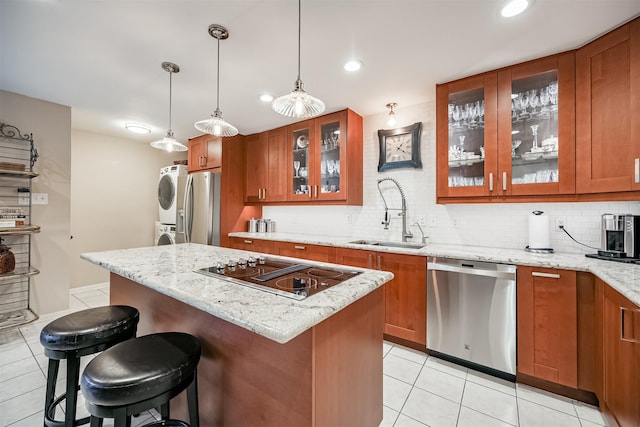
xmin=69 ymin=282 xmax=109 ymax=294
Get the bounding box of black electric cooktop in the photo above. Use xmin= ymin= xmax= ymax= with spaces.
xmin=195 ymin=257 xmax=361 ymax=300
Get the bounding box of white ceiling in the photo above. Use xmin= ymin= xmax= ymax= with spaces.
xmin=1 ymin=1 xmax=639 ymax=145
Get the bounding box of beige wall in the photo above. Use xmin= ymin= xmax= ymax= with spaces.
xmin=0 ymin=90 xmax=72 ymax=315
xmin=70 ymin=130 xmax=186 ymax=288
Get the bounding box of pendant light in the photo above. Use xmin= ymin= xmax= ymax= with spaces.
xmin=272 ymin=0 xmax=325 ymax=118
xmin=150 ymin=62 xmax=188 ymax=152
xmin=386 ymin=102 xmax=398 ymax=127
xmin=194 ymin=24 xmax=238 ymax=137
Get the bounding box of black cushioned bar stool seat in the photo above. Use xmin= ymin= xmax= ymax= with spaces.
xmin=40 ymin=305 xmax=139 ymax=427
xmin=81 ymin=332 xmax=201 ymax=427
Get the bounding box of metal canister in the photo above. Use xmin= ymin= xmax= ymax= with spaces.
xmin=248 ymin=218 xmax=258 ymax=233
xmin=257 ymin=219 xmax=267 ymax=233
xmin=266 ymin=220 xmax=276 ymax=233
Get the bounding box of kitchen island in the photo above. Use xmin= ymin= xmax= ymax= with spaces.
xmin=81 ymin=243 xmax=393 ymax=427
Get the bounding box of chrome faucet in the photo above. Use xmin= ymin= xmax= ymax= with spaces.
xmin=377 ymin=178 xmax=413 ymax=242
xmin=412 ymin=221 xmax=427 ymax=244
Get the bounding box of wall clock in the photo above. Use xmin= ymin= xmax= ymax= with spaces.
xmin=377 ymin=122 xmax=422 ymax=172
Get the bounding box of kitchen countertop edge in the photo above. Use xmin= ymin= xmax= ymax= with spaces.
xmin=81 ymin=243 xmax=393 ymax=344
xmin=230 ymin=232 xmax=640 ymax=306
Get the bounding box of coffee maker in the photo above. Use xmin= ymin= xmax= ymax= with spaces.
xmin=599 ymin=214 xmax=640 ymax=259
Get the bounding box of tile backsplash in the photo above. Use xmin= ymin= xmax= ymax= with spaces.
xmin=264 ymin=101 xmax=640 ymax=255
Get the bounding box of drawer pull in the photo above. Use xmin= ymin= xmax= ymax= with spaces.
xmin=377 ymin=255 xmax=382 ymax=270
xmin=243 ymin=240 xmax=253 ymax=244
xmin=368 ymin=254 xmax=373 ymax=269
xmin=294 ymin=245 xmax=306 ymax=250
xmin=314 ymin=185 xmax=318 ymax=198
xmin=635 ymin=158 xmax=639 ymax=183
xmin=621 ymin=306 xmax=640 ymax=343
xmin=532 ymin=272 xmax=560 ymax=279
xmin=489 ymin=173 xmax=494 ymax=192
xmin=502 ymin=172 xmax=507 ymax=191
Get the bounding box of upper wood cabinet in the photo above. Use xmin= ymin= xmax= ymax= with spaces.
xmin=188 ymin=134 xmax=222 ymax=173
xmin=335 ymin=248 xmax=426 ymax=346
xmin=287 ymin=109 xmax=363 ymax=205
xmin=245 ymin=128 xmax=288 ymax=203
xmin=576 ymin=18 xmax=640 ymax=194
xmin=517 ymin=266 xmax=577 ymax=388
xmin=437 ymin=53 xmax=576 ymax=202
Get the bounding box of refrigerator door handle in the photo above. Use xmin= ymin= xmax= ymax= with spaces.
xmin=184 ymin=174 xmax=194 ymax=243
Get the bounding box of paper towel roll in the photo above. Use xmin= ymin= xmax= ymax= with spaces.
xmin=528 ymin=211 xmax=550 ymax=249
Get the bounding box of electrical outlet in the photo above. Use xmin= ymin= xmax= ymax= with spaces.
xmin=346 ymin=214 xmax=353 ymax=224
xmin=32 ymin=193 xmax=48 ymax=205
xmin=555 ymin=217 xmax=566 ymax=231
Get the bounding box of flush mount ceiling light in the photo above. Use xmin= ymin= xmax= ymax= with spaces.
xmin=272 ymin=0 xmax=325 ymax=118
xmin=344 ymin=59 xmax=363 ymax=72
xmin=386 ymin=102 xmax=398 ymax=127
xmin=500 ymin=0 xmax=532 ymax=17
xmin=150 ymin=62 xmax=188 ymax=152
xmin=194 ymin=24 xmax=238 ymax=137
xmin=259 ymin=93 xmax=275 ymax=103
xmin=125 ymin=123 xmax=151 ymax=134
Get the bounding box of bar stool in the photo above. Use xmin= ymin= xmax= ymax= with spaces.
xmin=80 ymin=332 xmax=201 ymax=427
xmin=40 ymin=305 xmax=140 ymax=427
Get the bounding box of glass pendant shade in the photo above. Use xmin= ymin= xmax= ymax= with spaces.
xmin=272 ymin=79 xmax=325 ymax=118
xmin=194 ymin=108 xmax=238 ymax=137
xmin=195 ymin=24 xmax=238 ymax=137
xmin=272 ymin=0 xmax=325 ymax=119
xmin=151 ymin=62 xmax=187 ymax=152
xmin=150 ymin=130 xmax=187 ymax=152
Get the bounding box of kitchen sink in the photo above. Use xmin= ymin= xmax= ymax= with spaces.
xmin=348 ymin=240 xmax=425 ymax=250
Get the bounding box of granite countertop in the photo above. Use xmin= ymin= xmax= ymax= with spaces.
xmin=230 ymin=231 xmax=640 ymax=307
xmin=81 ymin=243 xmax=393 ymax=344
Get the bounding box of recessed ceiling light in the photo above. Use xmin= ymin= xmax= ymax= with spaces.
xmin=259 ymin=93 xmax=274 ymax=102
xmin=500 ymin=0 xmax=531 ymax=17
xmin=344 ymin=60 xmax=363 ymax=72
xmin=125 ymin=123 xmax=151 ymax=134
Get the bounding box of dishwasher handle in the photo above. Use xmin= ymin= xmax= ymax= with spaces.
xmin=428 ymin=261 xmax=516 ymax=280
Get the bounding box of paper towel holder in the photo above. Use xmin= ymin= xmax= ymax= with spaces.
xmin=525 ymin=210 xmax=554 ymax=254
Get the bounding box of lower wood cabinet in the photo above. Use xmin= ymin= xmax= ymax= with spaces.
xmin=227 ymin=236 xmax=274 ymax=254
xmin=272 ymin=241 xmax=335 ymax=263
xmin=601 ymin=280 xmax=640 ymax=427
xmin=517 ymin=266 xmax=577 ymax=387
xmin=335 ymin=248 xmax=426 ymax=345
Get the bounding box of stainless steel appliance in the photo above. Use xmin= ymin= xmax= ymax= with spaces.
xmin=427 ymin=257 xmax=517 ymax=378
xmin=175 ymin=171 xmax=220 ymax=245
xmin=195 ymin=256 xmax=361 ymax=300
xmin=599 ymin=213 xmax=640 ymax=259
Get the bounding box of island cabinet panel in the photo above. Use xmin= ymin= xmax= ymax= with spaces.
xmin=601 ymin=280 xmax=640 ymax=427
xmin=244 ymin=127 xmax=288 ymax=203
xmin=576 ymin=17 xmax=640 ymax=194
xmin=188 ymin=134 xmax=222 ymax=172
xmin=336 ymin=248 xmax=427 ymax=346
xmin=227 ymin=236 xmax=274 ymax=253
xmin=272 ymin=241 xmax=336 ymax=263
xmin=517 ymin=266 xmax=577 ymax=387
xmin=110 ymin=274 xmax=384 ymax=427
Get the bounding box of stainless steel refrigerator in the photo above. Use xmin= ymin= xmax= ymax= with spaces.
xmin=175 ymin=171 xmax=221 ymax=245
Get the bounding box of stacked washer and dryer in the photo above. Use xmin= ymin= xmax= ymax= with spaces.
xmin=155 ymin=165 xmax=187 ymax=245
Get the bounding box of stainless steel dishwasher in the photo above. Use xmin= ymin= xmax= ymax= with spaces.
xmin=427 ymin=256 xmax=517 ymax=378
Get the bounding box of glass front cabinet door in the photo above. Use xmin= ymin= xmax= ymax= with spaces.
xmin=437 ymin=53 xmax=575 ymax=202
xmin=288 ymin=110 xmax=354 ymax=203
xmin=496 ymin=53 xmax=575 ymax=196
xmin=437 ymin=73 xmax=498 ymax=199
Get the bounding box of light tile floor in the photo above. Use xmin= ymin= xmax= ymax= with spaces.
xmin=0 ymin=284 xmax=608 ymax=427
